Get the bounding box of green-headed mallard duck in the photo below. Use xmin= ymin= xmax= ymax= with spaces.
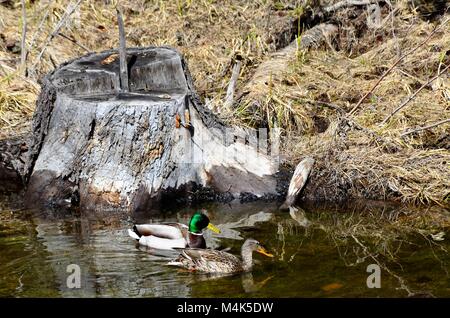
xmin=168 ymin=238 xmax=273 ymax=273
xmin=128 ymin=211 xmax=220 ymax=250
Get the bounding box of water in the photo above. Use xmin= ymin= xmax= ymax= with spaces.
xmin=0 ymin=199 xmax=449 ymax=297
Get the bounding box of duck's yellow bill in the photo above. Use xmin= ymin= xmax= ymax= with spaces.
xmin=257 ymin=247 xmax=274 ymax=258
xmin=207 ymin=223 xmax=221 ymax=234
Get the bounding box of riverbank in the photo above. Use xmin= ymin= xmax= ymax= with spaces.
xmin=0 ymin=1 xmax=449 ymax=206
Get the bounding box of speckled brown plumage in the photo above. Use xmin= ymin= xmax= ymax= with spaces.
xmin=168 ymin=239 xmax=273 ymax=274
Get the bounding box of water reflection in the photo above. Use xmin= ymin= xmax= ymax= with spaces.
xmin=288 ymin=206 xmax=310 ymax=227
xmin=2 ymin=202 xmax=279 ymax=297
xmin=210 ymin=211 xmax=274 ymax=248
xmin=241 ymin=273 xmax=274 ymax=293
xmin=0 ymin=199 xmax=449 ymax=297
xmin=33 ymin=217 xmax=193 ymax=297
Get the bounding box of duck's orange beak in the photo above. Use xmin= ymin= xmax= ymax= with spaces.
xmin=256 ymin=246 xmax=274 ymax=258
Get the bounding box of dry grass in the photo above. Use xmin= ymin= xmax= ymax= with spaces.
xmin=0 ymin=0 xmax=293 ymax=132
xmin=235 ymin=3 xmax=450 ymax=205
xmin=0 ymin=67 xmax=37 ymax=138
xmin=0 ymin=0 xmax=449 ymax=205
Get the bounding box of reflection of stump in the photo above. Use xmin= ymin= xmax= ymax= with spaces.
xmin=25 ymin=47 xmax=281 ymax=211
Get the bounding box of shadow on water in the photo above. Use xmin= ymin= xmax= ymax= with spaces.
xmin=0 ymin=197 xmax=449 ymax=297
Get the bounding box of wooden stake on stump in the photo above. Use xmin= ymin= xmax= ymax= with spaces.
xmin=116 ymin=7 xmax=129 ymax=92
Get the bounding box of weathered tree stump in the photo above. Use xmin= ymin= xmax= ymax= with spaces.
xmin=0 ymin=135 xmax=28 ymax=193
xmin=24 ymin=47 xmax=282 ymax=212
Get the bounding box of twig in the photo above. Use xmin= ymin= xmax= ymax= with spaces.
xmin=48 ymin=53 xmax=57 ymax=69
xmin=348 ymin=17 xmax=449 ymax=116
xmin=116 ymin=6 xmax=129 ymax=93
xmin=31 ymin=0 xmax=83 ymax=72
xmin=401 ymin=118 xmax=450 ymax=137
xmin=57 ymin=32 xmax=90 ymax=52
xmin=20 ymin=0 xmax=27 ymax=75
xmin=0 ymin=117 xmax=11 ymax=125
xmin=223 ymin=59 xmax=241 ymax=109
xmin=381 ymin=63 xmax=450 ymax=125
xmin=396 ymin=68 xmax=425 ymax=85
xmin=0 ymin=63 xmax=7 ymax=76
xmin=342 ymin=117 xmax=402 ymax=152
xmin=302 ymin=98 xmax=346 ymax=114
xmin=29 ymin=4 xmax=52 ymax=50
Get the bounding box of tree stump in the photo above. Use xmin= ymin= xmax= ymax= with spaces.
xmin=0 ymin=135 xmax=27 ymax=193
xmin=24 ymin=47 xmax=282 ymax=212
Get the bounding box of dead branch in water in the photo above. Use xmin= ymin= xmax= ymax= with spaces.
xmin=348 ymin=17 xmax=449 ymax=116
xmin=350 ymin=234 xmax=415 ymax=296
xmin=381 ymin=63 xmax=450 ymax=125
xmin=280 ymin=157 xmax=315 ymax=210
xmin=401 ymin=118 xmax=450 ymax=137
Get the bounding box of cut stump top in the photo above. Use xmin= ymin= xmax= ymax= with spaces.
xmin=49 ymin=47 xmax=189 ymax=101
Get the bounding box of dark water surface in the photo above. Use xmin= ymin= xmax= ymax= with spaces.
xmin=0 ymin=199 xmax=449 ymax=297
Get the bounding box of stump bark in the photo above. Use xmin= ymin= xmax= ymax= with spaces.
xmin=0 ymin=134 xmax=28 ymax=193
xmin=24 ymin=47 xmax=282 ymax=212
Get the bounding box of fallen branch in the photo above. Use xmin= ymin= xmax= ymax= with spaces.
xmin=116 ymin=6 xmax=129 ymax=92
xmin=381 ymin=63 xmax=450 ymax=125
xmin=223 ymin=59 xmax=242 ymax=109
xmin=348 ymin=17 xmax=449 ymax=116
xmin=401 ymin=118 xmax=450 ymax=137
xmin=20 ymin=0 xmax=27 ymax=75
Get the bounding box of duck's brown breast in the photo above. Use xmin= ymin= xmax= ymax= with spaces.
xmin=187 ymin=232 xmax=206 ymax=248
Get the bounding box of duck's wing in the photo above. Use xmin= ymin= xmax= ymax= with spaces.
xmin=169 ymin=248 xmax=241 ymax=272
xmin=164 ymin=223 xmax=189 ymax=238
xmin=138 ymin=235 xmax=187 ymax=250
xmin=181 ymin=248 xmax=232 ymax=262
xmin=132 ymin=224 xmax=184 ymax=239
